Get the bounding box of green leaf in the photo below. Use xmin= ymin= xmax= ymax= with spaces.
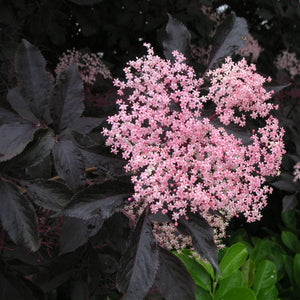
xmin=281 ymin=231 xmax=300 ymax=252
xmin=198 ymin=258 xmax=215 ymax=280
xmin=253 ymin=260 xmax=277 ymax=295
xmin=257 ymin=285 xmax=278 ymax=300
xmin=294 ymin=253 xmax=300 ymax=288
xmin=0 ymin=121 xmax=38 ymax=162
xmin=0 ymin=180 xmax=40 ymax=251
xmin=250 ymin=239 xmax=271 ymax=264
xmin=15 ymin=39 xmax=52 ymax=124
xmin=175 ymin=249 xmax=211 ymax=291
xmin=242 ymin=259 xmax=256 ymax=287
xmin=214 ymin=270 xmax=244 ymax=300
xmin=282 ymin=254 xmax=295 ymax=286
xmin=218 ymin=243 xmax=248 ymax=279
xmin=24 ymin=180 xmax=73 ymax=211
xmin=223 ymin=287 xmax=256 ymax=300
xmin=156 ymin=247 xmax=196 ymax=300
xmin=282 ymin=209 xmax=297 ymax=231
xmin=195 ymin=286 xmax=212 ymax=300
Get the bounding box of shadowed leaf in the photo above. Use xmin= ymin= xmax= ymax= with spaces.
xmin=55 ymin=184 xmax=128 ymax=219
xmin=70 ymin=117 xmax=105 ymax=134
xmin=0 ymin=121 xmax=38 ymax=162
xmin=69 ymin=0 xmax=103 ymax=5
xmin=15 ymin=39 xmax=52 ymax=123
xmin=208 ymin=13 xmax=248 ymax=70
xmin=163 ymin=14 xmax=191 ymax=61
xmin=178 ymin=212 xmax=220 ymax=274
xmin=116 ymin=208 xmax=159 ymax=299
xmin=24 ymin=180 xmax=73 ymax=211
xmin=0 ymin=180 xmax=40 ymax=251
xmin=49 ymin=63 xmax=84 ymax=134
xmin=52 ymin=139 xmax=85 ymax=191
xmin=59 ymin=216 xmax=103 ymax=255
xmin=155 ymin=247 xmax=196 ymax=300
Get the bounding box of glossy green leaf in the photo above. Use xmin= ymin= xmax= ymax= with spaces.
xmin=175 ymin=249 xmax=211 ymax=291
xmin=242 ymin=259 xmax=256 ymax=287
xmin=223 ymin=287 xmax=256 ymax=300
xmin=214 ymin=270 xmax=244 ymax=300
xmin=253 ymin=260 xmax=277 ymax=295
xmin=250 ymin=239 xmax=271 ymax=264
xmin=294 ymin=253 xmax=300 ymax=288
xmin=281 ymin=231 xmax=300 ymax=252
xmin=218 ymin=243 xmax=248 ymax=279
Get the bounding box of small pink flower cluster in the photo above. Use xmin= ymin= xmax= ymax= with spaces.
xmin=55 ymin=49 xmax=112 ymax=85
xmin=103 ymin=44 xmax=285 ymax=246
xmin=236 ymin=34 xmax=264 ymax=62
xmin=293 ymin=161 xmax=300 ymax=182
xmin=207 ymin=57 xmax=276 ymax=126
xmin=275 ymin=51 xmax=300 ymax=79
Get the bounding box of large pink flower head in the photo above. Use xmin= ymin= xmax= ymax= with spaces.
xmin=103 ymin=44 xmax=285 ymax=246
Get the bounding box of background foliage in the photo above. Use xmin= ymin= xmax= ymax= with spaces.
xmin=0 ymin=0 xmax=299 ymax=299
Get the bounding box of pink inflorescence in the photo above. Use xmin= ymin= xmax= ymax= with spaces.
xmin=103 ymin=44 xmax=285 ymax=246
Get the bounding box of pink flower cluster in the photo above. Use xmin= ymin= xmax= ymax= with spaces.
xmin=275 ymin=50 xmax=300 ymax=79
xmin=103 ymin=44 xmax=285 ymax=245
xmin=236 ymin=34 xmax=264 ymax=62
xmin=55 ymin=49 xmax=112 ymax=85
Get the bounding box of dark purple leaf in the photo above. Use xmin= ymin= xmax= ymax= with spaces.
xmin=149 ymin=211 xmax=171 ymax=223
xmin=208 ymin=13 xmax=248 ymax=70
xmin=5 ymin=129 xmax=55 ymax=168
xmin=24 ymin=180 xmax=73 ymax=211
xmin=116 ymin=208 xmax=159 ymax=299
xmin=178 ymin=212 xmax=220 ymax=274
xmin=155 ymin=247 xmax=196 ymax=300
xmin=59 ymin=216 xmax=103 ymax=255
xmin=282 ymin=194 xmax=298 ymax=212
xmin=163 ymin=14 xmax=191 ymax=61
xmin=70 ymin=117 xmax=105 ymax=134
xmin=15 ymin=39 xmax=52 ymax=124
xmin=69 ymin=0 xmax=103 ymax=5
xmin=71 ymin=280 xmax=88 ymax=300
xmin=0 ymin=107 xmax=22 ymax=124
xmin=7 ymin=87 xmax=39 ymax=124
xmin=54 ymin=184 xmax=128 ymax=219
xmin=265 ymin=83 xmax=291 ymax=94
xmin=52 ymin=139 xmax=85 ymax=191
xmin=0 ymin=120 xmax=38 ymax=162
xmin=49 ymin=63 xmax=84 ymax=134
xmin=0 ymin=180 xmax=40 ymax=251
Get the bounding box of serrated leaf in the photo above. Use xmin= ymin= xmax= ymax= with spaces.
xmin=218 ymin=243 xmax=248 ymax=279
xmin=175 ymin=248 xmax=211 ymax=291
xmin=214 ymin=271 xmax=244 ymax=300
xmin=49 ymin=63 xmax=84 ymax=134
xmin=69 ymin=0 xmax=103 ymax=5
xmin=162 ymin=14 xmax=191 ymax=61
xmin=55 ymin=184 xmax=128 ymax=219
xmin=0 ymin=121 xmax=38 ymax=162
xmin=70 ymin=117 xmax=105 ymax=134
xmin=24 ymin=180 xmax=72 ymax=211
xmin=5 ymin=129 xmax=55 ymax=168
xmin=7 ymin=87 xmax=39 ymax=123
xmin=52 ymin=139 xmax=85 ymax=191
xmin=178 ymin=212 xmax=220 ymax=273
xmin=116 ymin=208 xmax=159 ymax=300
xmin=59 ymin=216 xmax=103 ymax=255
xmin=0 ymin=180 xmax=40 ymax=251
xmin=15 ymin=39 xmax=52 ymax=123
xmin=223 ymin=287 xmax=256 ymax=300
xmin=208 ymin=13 xmax=248 ymax=70
xmin=253 ymin=260 xmax=277 ymax=295
xmin=294 ymin=253 xmax=300 ymax=288
xmin=156 ymin=247 xmax=196 ymax=300
xmin=281 ymin=231 xmax=300 ymax=252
